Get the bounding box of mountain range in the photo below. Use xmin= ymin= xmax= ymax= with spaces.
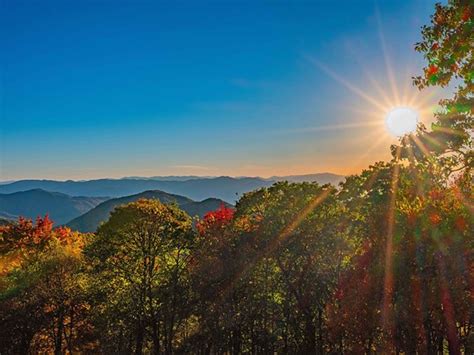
xmin=0 ymin=189 xmax=108 ymax=224
xmin=67 ymin=190 xmax=231 ymax=232
xmin=0 ymin=174 xmax=345 ymax=231
xmin=0 ymin=189 xmax=231 ymax=232
xmin=0 ymin=174 xmax=344 ymax=203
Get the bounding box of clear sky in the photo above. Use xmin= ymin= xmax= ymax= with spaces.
xmin=1 ymin=0 xmax=446 ymax=181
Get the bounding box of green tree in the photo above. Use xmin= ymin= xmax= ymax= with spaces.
xmin=85 ymin=199 xmax=194 ymax=354
xmin=405 ymin=0 xmax=473 ymax=176
xmin=330 ymin=162 xmax=473 ymax=353
xmin=190 ymin=182 xmax=355 ymax=353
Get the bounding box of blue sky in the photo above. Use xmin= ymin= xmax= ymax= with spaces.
xmin=1 ymin=0 xmax=444 ymax=180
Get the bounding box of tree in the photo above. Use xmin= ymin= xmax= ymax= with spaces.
xmin=0 ymin=217 xmax=90 ymax=354
xmin=329 ymin=162 xmax=473 ymax=353
xmin=85 ymin=199 xmax=194 ymax=354
xmin=404 ymin=0 xmax=473 ymax=176
xmin=189 ymin=182 xmax=355 ymax=353
xmin=189 ymin=203 xmax=247 ymax=353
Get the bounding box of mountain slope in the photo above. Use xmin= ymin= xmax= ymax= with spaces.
xmin=0 ymin=189 xmax=109 ymax=224
xmin=181 ymin=198 xmax=230 ymax=218
xmin=66 ymin=190 xmax=231 ymax=232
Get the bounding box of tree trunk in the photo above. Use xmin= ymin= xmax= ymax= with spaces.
xmin=19 ymin=325 xmax=33 ymax=355
xmin=152 ymin=320 xmax=160 ymax=355
xmin=135 ymin=322 xmax=145 ymax=355
xmin=318 ymin=308 xmax=324 ymax=354
xmin=303 ymin=314 xmax=316 ymax=353
xmin=54 ymin=309 xmax=64 ymax=355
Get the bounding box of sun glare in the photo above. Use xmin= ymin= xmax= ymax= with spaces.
xmin=304 ymin=16 xmax=442 ymax=174
xmin=309 ymin=56 xmax=437 ymax=142
xmin=385 ymin=107 xmax=419 ymax=137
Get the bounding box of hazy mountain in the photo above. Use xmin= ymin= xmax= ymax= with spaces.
xmin=0 ymin=174 xmax=345 ymax=203
xmin=0 ymin=189 xmax=109 ymax=224
xmin=66 ymin=190 xmax=231 ymax=232
xmin=122 ymin=176 xmax=212 ymax=181
xmin=0 ymin=177 xmax=270 ymax=203
xmin=0 ymin=211 xmax=17 ymax=220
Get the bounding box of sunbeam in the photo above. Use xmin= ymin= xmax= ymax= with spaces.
xmin=347 ymin=133 xmax=388 ymax=171
xmin=422 ymin=133 xmax=444 ymax=148
xmin=375 ymin=7 xmax=401 ymax=105
xmin=308 ymin=56 xmax=438 ymax=142
xmin=433 ymin=125 xmax=466 ymax=137
xmin=206 ymin=187 xmax=333 ymax=318
xmin=277 ymin=120 xmax=382 ymax=135
xmin=381 ymin=146 xmax=401 ymax=339
xmin=436 ymin=254 xmax=462 ymax=353
xmin=411 ymin=135 xmax=432 ymax=157
xmin=307 ymin=56 xmax=389 ymax=112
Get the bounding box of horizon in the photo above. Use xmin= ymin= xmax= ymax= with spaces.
xmin=1 ymin=171 xmax=344 ymax=183
xmin=1 ymin=0 xmax=448 ymax=181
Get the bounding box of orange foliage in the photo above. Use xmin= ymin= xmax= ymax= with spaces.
xmin=429 ymin=212 xmax=442 ymax=225
xmin=0 ymin=215 xmax=75 ymax=253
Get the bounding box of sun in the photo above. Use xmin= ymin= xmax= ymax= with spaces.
xmin=384 ymin=107 xmax=419 ymax=137
xmin=306 ymin=43 xmax=440 ymax=172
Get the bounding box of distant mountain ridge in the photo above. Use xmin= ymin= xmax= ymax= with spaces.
xmin=66 ymin=190 xmax=231 ymax=232
xmin=0 ymin=174 xmax=345 ymax=230
xmin=121 ymin=175 xmax=213 ymax=181
xmin=0 ymin=189 xmax=108 ymax=224
xmin=0 ymin=174 xmax=345 ymax=203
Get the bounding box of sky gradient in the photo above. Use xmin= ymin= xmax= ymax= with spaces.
xmin=1 ymin=0 xmax=447 ymax=180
